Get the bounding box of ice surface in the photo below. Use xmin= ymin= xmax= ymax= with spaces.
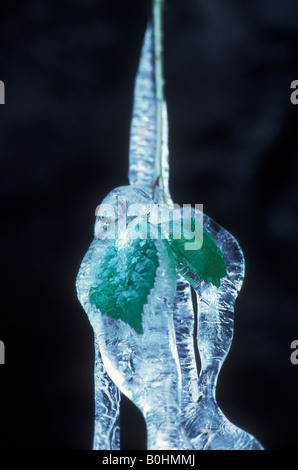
xmin=127 ymin=21 xmax=264 ymax=449
xmin=78 ymin=186 xmax=193 ymax=450
xmin=129 ymin=23 xmax=170 ymax=205
xmin=129 ymin=23 xmax=157 ymax=196
xmin=128 ymin=23 xmax=202 ymax=430
xmin=176 ymin=209 xmax=264 ymax=449
xmin=76 ymin=20 xmax=264 ymax=450
xmin=76 ymin=245 xmax=121 ymax=450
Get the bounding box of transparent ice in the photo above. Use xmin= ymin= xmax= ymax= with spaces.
xmin=76 ymin=240 xmax=121 ymax=450
xmin=77 ymin=186 xmax=193 ymax=450
xmin=176 ymin=210 xmax=264 ymax=450
xmin=76 ymin=22 xmax=264 ymax=450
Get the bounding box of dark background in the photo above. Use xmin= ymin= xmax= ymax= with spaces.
xmin=0 ymin=0 xmax=298 ymax=450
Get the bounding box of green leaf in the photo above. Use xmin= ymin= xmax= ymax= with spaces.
xmin=89 ymin=238 xmax=159 ymax=334
xmin=164 ymin=216 xmax=227 ymax=288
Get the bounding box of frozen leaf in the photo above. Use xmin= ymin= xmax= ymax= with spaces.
xmin=89 ymin=238 xmax=159 ymax=334
xmin=165 ymin=216 xmax=227 ymax=288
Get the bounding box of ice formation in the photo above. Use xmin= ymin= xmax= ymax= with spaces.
xmin=176 ymin=210 xmax=264 ymax=450
xmin=76 ymin=21 xmax=264 ymax=450
xmin=76 ymin=239 xmax=121 ymax=450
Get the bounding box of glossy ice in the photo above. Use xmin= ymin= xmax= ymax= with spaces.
xmin=76 ymin=240 xmax=121 ymax=450
xmin=76 ymin=18 xmax=264 ymax=450
xmin=78 ymin=186 xmax=193 ymax=450
xmin=128 ymin=22 xmax=263 ymax=449
xmin=176 ymin=209 xmax=264 ymax=450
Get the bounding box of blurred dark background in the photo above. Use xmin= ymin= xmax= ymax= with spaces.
xmin=0 ymin=0 xmax=298 ymax=450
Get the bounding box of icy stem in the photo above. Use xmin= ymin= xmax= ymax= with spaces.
xmin=129 ymin=24 xmax=157 ymax=195
xmin=128 ymin=23 xmax=198 ymax=447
